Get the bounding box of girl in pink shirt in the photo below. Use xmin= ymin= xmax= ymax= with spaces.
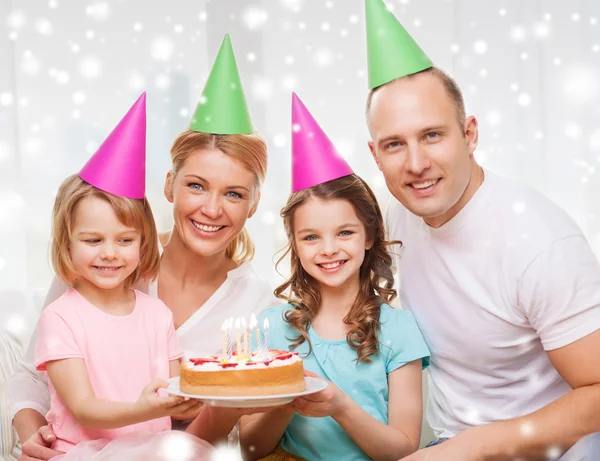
xmin=33 ymin=97 xmax=201 ymax=456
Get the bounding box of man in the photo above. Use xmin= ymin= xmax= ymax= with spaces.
xmin=364 ymin=0 xmax=600 ymax=459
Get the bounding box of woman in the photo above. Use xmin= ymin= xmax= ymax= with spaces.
xmin=9 ymin=35 xmax=276 ymax=461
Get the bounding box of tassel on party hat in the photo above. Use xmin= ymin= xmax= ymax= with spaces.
xmin=365 ymin=0 xmax=433 ymax=89
xmin=189 ymin=34 xmax=254 ymax=135
xmin=79 ymin=92 xmax=146 ymax=199
xmin=291 ymin=93 xmax=353 ymax=193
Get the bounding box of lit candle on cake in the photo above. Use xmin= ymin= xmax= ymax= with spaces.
xmin=227 ymin=318 xmax=233 ymax=359
xmin=249 ymin=313 xmax=261 ymax=356
xmin=241 ymin=317 xmax=249 ymax=358
xmin=263 ymin=318 xmax=270 ymax=359
xmin=235 ymin=318 xmax=242 ymax=358
xmin=221 ymin=319 xmax=228 ymax=361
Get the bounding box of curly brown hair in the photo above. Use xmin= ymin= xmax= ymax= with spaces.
xmin=274 ymin=174 xmax=400 ymax=363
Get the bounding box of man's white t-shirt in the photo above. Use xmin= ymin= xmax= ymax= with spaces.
xmin=386 ymin=169 xmax=600 ymax=439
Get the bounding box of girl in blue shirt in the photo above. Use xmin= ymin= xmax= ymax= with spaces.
xmin=240 ymin=173 xmax=430 ymax=461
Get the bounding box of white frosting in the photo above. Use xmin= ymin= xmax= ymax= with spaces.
xmin=185 ymin=353 xmax=301 ymax=372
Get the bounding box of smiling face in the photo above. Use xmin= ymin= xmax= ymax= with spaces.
xmin=292 ymin=196 xmax=372 ymax=292
xmin=367 ymin=70 xmax=480 ymax=227
xmin=69 ymin=196 xmax=141 ymax=295
xmin=165 ymin=147 xmax=259 ymax=258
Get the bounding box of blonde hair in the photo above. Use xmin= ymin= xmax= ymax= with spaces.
xmin=274 ymin=174 xmax=399 ymax=363
xmin=169 ymin=130 xmax=268 ymax=263
xmin=51 ymin=175 xmax=160 ymax=287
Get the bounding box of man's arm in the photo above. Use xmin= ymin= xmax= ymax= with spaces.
xmin=454 ymin=330 xmax=600 ymax=460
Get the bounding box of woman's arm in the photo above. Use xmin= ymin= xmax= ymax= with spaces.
xmin=46 ymin=358 xmax=191 ymax=429
xmin=294 ymin=362 xmax=423 ymax=461
xmin=239 ymin=407 xmax=296 ymax=460
xmin=9 ymin=276 xmax=69 ymax=442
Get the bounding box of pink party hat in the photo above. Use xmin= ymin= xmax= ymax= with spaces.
xmin=291 ymin=93 xmax=353 ymax=192
xmin=79 ymin=93 xmax=147 ymax=199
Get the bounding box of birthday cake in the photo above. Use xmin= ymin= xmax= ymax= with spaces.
xmin=179 ymin=350 xmax=305 ymax=396
xmin=179 ymin=315 xmax=305 ymax=396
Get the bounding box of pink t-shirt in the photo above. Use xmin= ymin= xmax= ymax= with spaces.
xmin=34 ymin=288 xmax=183 ymax=452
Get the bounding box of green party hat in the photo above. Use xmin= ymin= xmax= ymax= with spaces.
xmin=189 ymin=34 xmax=254 ymax=134
xmin=365 ymin=0 xmax=433 ymax=89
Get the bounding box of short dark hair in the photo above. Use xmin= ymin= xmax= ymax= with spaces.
xmin=366 ymin=67 xmax=466 ymax=126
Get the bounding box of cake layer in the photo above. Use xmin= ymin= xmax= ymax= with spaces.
xmin=180 ymin=360 xmax=305 ymax=396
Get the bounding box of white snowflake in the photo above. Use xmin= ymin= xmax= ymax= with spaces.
xmin=473 ymin=41 xmax=487 ymax=54
xmin=282 ymin=75 xmax=297 ymax=90
xmin=321 ymin=22 xmax=331 ymax=32
xmin=498 ymin=8 xmax=507 ymax=17
xmin=589 ymin=131 xmax=600 ymax=152
xmin=520 ymin=421 xmax=535 ymax=437
xmin=334 ymin=139 xmax=355 ymax=159
xmin=512 ymin=201 xmax=526 ymax=214
xmin=155 ymin=74 xmax=171 ymax=90
xmin=35 ymin=18 xmax=53 ymax=36
xmin=509 ymin=25 xmax=527 ymax=42
xmin=151 ymin=36 xmax=174 ymax=61
xmin=72 ymin=91 xmax=86 ymax=105
xmin=262 ymin=211 xmax=276 ymax=225
xmin=210 ymin=443 xmax=242 ymax=461
xmin=485 ymin=110 xmax=502 ymax=126
xmin=571 ymin=13 xmax=580 ymax=22
xmin=280 ymin=0 xmax=304 ymax=13
xmin=563 ymin=66 xmax=599 ymax=104
xmin=313 ymin=47 xmax=334 ymax=67
xmin=0 ymin=92 xmax=14 ymax=107
xmin=5 ymin=315 xmax=26 ymax=336
xmin=79 ymin=56 xmax=102 ymax=78
xmin=247 ymin=52 xmax=256 ymax=62
xmin=128 ymin=72 xmax=145 ymax=91
xmin=198 ymin=11 xmax=207 ymax=21
xmin=273 ymin=134 xmax=287 ymax=148
xmin=86 ymin=2 xmax=110 ymax=21
xmin=0 ymin=256 xmax=4 ymax=270
xmin=284 ymin=55 xmax=294 ymax=65
xmin=564 ymin=123 xmax=582 ymax=140
xmin=242 ymin=7 xmax=268 ymax=30
xmin=85 ymin=30 xmax=95 ymax=40
xmin=251 ymin=76 xmax=273 ymax=101
xmin=7 ymin=10 xmax=26 ymax=29
xmin=133 ymin=22 xmax=142 ymax=31
xmin=517 ymin=93 xmax=531 ymax=107
xmin=533 ymin=21 xmax=550 ymax=39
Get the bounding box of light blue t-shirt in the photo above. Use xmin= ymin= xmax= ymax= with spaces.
xmin=259 ymin=303 xmax=430 ymax=461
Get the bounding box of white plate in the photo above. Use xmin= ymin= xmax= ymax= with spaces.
xmin=165 ymin=376 xmax=328 ymax=408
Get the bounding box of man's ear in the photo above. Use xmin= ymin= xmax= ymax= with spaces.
xmin=164 ymin=171 xmax=174 ymax=203
xmin=368 ymin=141 xmax=382 ymax=171
xmin=464 ymin=116 xmax=479 ymax=155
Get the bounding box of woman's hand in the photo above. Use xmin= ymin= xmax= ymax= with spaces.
xmin=170 ymin=400 xmax=204 ymax=420
xmin=19 ymin=425 xmax=64 ymax=461
xmin=291 ymin=371 xmax=346 ymax=419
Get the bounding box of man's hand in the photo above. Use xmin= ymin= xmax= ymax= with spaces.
xmin=19 ymin=425 xmax=64 ymax=461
